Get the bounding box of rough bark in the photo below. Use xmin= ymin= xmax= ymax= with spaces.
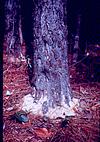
xmin=4 ymin=0 xmax=22 ymax=57
xmin=33 ymin=0 xmax=72 ymax=103
xmin=22 ymin=0 xmax=78 ymax=119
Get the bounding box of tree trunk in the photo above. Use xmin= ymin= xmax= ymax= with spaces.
xmin=22 ymin=0 xmax=78 ymax=119
xmin=4 ymin=0 xmax=22 ymax=58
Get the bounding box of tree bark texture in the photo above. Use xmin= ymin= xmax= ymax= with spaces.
xmin=22 ymin=0 xmax=78 ymax=119
xmin=4 ymin=0 xmax=22 ymax=57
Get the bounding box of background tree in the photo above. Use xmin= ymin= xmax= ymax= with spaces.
xmin=4 ymin=0 xmax=22 ymax=58
xmin=78 ymin=0 xmax=100 ymax=60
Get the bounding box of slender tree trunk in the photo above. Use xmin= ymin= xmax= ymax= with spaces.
xmin=4 ymin=0 xmax=22 ymax=58
xmin=22 ymin=0 xmax=78 ymax=119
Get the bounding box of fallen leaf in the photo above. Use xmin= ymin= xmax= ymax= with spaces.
xmin=35 ymin=128 xmax=52 ymax=138
xmin=11 ymin=111 xmax=29 ymax=123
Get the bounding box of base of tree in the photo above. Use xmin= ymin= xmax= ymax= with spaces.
xmin=21 ymin=94 xmax=79 ymax=119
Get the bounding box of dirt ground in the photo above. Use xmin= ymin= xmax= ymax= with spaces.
xmin=3 ymin=47 xmax=100 ymax=142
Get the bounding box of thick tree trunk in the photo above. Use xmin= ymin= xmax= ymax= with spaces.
xmin=4 ymin=0 xmax=22 ymax=57
xmin=22 ymin=0 xmax=78 ymax=119
xmin=33 ymin=0 xmax=72 ymax=104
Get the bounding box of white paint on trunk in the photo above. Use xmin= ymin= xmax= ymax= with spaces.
xmin=21 ymin=94 xmax=79 ymax=119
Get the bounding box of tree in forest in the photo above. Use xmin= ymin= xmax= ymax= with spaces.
xmin=4 ymin=0 xmax=23 ymax=59
xmin=22 ymin=0 xmax=78 ymax=119
xmin=4 ymin=0 xmax=78 ymax=119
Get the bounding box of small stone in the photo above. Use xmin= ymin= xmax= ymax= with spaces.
xmin=19 ymin=114 xmax=29 ymax=122
xmin=12 ymin=111 xmax=29 ymax=123
xmin=6 ymin=90 xmax=11 ymax=96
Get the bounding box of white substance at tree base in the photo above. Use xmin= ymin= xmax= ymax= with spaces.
xmin=21 ymin=94 xmax=79 ymax=119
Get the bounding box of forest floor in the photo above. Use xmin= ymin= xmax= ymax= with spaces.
xmin=3 ymin=47 xmax=100 ymax=142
